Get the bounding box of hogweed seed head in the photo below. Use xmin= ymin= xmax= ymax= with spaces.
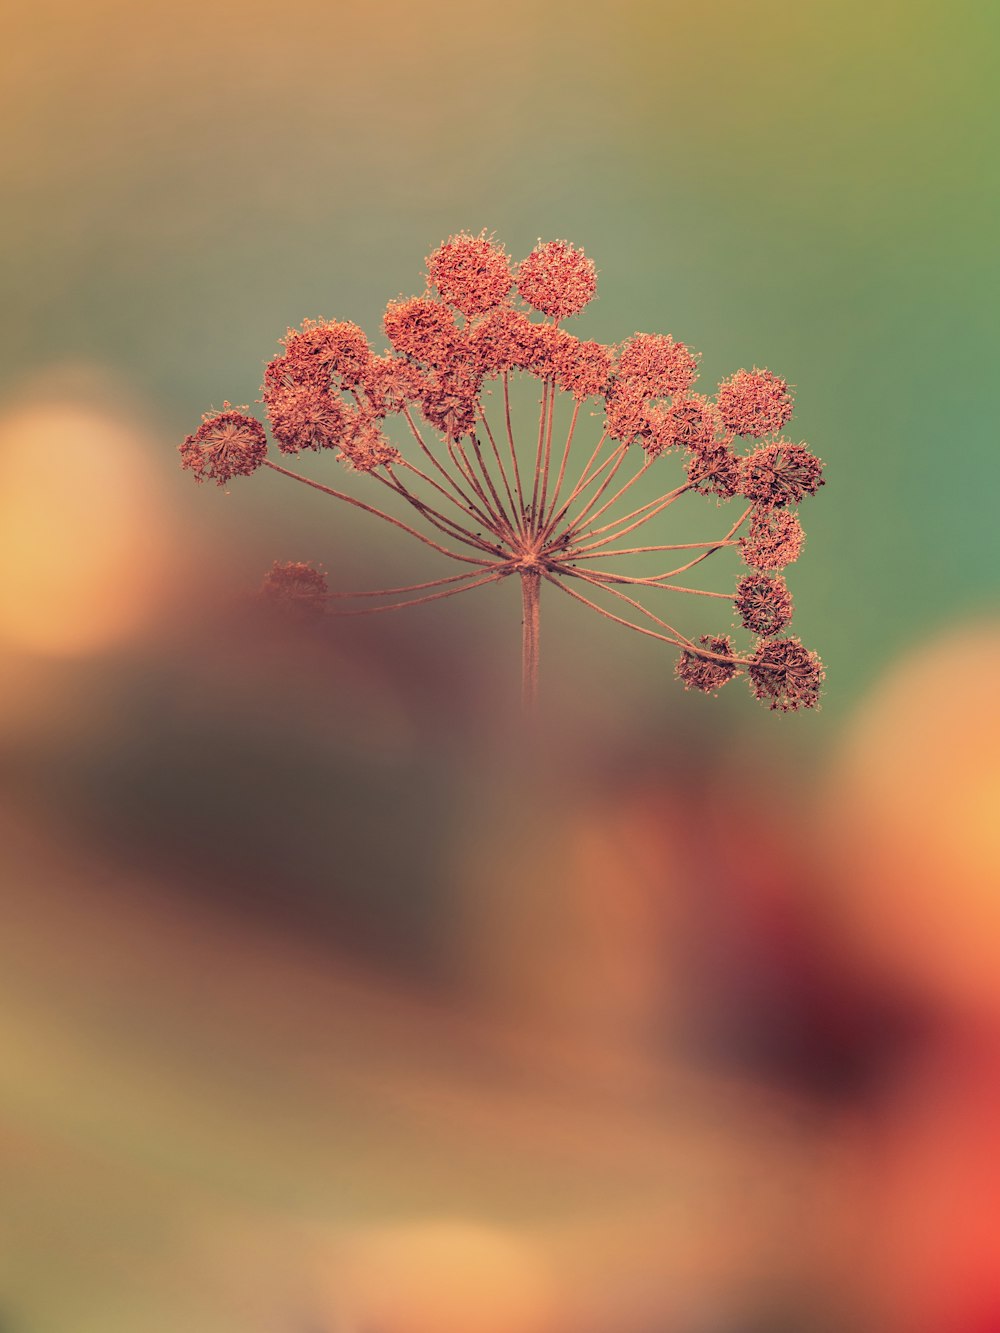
xmin=517 ymin=240 xmax=597 ymax=320
xmin=180 ymin=231 xmax=827 ymax=713
xmin=179 ymin=405 xmax=268 ymax=485
xmin=716 ymin=367 xmax=794 ymax=437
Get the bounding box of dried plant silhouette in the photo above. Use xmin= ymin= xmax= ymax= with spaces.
xmin=181 ymin=232 xmax=825 ymax=712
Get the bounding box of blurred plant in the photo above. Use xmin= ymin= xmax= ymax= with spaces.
xmin=181 ymin=232 xmax=825 ymax=711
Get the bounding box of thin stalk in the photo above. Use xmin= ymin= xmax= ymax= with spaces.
xmin=502 ymin=373 xmax=527 ymax=525
xmin=542 ymin=398 xmax=581 ymax=530
xmin=326 ymin=571 xmax=506 ymax=616
xmin=262 ymin=460 xmax=496 ymax=567
xmin=478 ymin=406 xmax=523 ymax=536
xmin=322 ymin=569 xmax=498 ymax=599
xmin=521 ymin=569 xmax=541 ymax=715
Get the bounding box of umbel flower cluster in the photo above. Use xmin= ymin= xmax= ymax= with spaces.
xmin=181 ymin=232 xmax=825 ymax=711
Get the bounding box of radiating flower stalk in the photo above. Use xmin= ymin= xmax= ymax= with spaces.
xmin=181 ymin=232 xmax=826 ymax=714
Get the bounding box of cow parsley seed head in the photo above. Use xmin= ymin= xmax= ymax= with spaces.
xmin=517 ymin=239 xmax=597 ymax=320
xmin=427 ymin=231 xmax=513 ymax=317
xmin=716 ymin=367 xmax=794 ymax=437
xmin=676 ymin=635 xmax=742 ymax=695
xmin=740 ymin=440 xmax=825 ymax=509
xmin=741 ymin=508 xmax=805 ymax=570
xmin=734 ymin=572 xmax=794 ymax=637
xmin=179 ymin=405 xmax=268 ymax=485
xmin=747 ymin=636 xmax=825 ymax=712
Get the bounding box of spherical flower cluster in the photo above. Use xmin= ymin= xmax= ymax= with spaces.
xmin=741 ymin=509 xmax=805 ymax=570
xmin=616 ymin=333 xmax=699 ymax=399
xmin=280 ymin=318 xmax=372 ymax=389
xmin=687 ymin=444 xmax=741 ymax=499
xmin=740 ymin=440 xmax=824 ymax=509
xmin=418 ymin=361 xmax=482 ymax=440
xmin=337 ymin=407 xmax=400 ymax=473
xmin=361 ymin=355 xmax=428 ymax=418
xmin=517 ymin=240 xmax=597 ymax=320
xmin=675 ymin=635 xmax=742 ymax=694
xmin=427 ymin=232 xmax=513 ymax=317
xmin=540 ymin=329 xmax=614 ymax=401
xmin=266 ymin=384 xmax=346 ymax=455
xmin=716 ymin=368 xmax=794 ymax=437
xmin=179 ymin=406 xmax=268 ymax=485
xmin=747 ymin=637 xmax=825 ymax=712
xmin=259 ymin=560 xmax=328 ymax=615
xmin=645 ymin=394 xmax=723 ymax=456
xmin=734 ymin=573 xmax=794 ymax=637
xmin=384 ymin=297 xmax=460 ymax=366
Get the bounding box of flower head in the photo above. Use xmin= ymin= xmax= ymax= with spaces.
xmin=281 ymin=318 xmax=371 ymax=389
xmin=427 ymin=231 xmax=513 ymax=317
xmin=468 ymin=306 xmax=544 ymax=377
xmin=615 ymin=334 xmax=699 ymax=399
xmin=384 ymin=296 xmax=461 ymax=366
xmin=179 ymin=405 xmax=268 ymax=485
xmin=747 ymin=636 xmax=825 ymax=711
xmin=517 ymin=240 xmax=597 ymax=320
xmin=734 ymin=572 xmax=794 ymax=636
xmin=675 ymin=635 xmax=741 ymax=694
xmin=362 ymin=355 xmax=428 ymax=417
xmin=741 ymin=508 xmax=805 ymax=570
xmin=645 ymin=394 xmax=724 ymax=456
xmin=265 ymin=384 xmax=347 ymax=455
xmin=337 ymin=407 xmax=400 ymax=473
xmin=687 ymin=443 xmax=741 ymax=499
xmin=259 ymin=561 xmax=328 ymax=615
xmin=716 ymin=368 xmax=793 ymax=437
xmin=740 ymin=440 xmax=824 ymax=508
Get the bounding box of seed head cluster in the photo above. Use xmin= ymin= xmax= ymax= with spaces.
xmin=181 ymin=230 xmax=826 ymax=711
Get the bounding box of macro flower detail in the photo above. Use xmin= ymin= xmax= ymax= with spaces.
xmin=716 ymin=368 xmax=794 ymax=437
xmin=734 ymin=572 xmax=794 ymax=637
xmin=179 ymin=405 xmax=268 ymax=485
xmin=517 ymin=240 xmax=597 ymax=320
xmin=747 ymin=637 xmax=825 ymax=712
xmin=180 ymin=231 xmax=826 ymax=712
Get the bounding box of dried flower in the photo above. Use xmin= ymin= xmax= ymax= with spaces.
xmin=676 ymin=635 xmax=742 ymax=694
xmin=517 ymin=240 xmax=597 ymax=320
xmin=427 ymin=231 xmax=513 ymax=317
xmin=179 ymin=405 xmax=268 ymax=485
xmin=181 ymin=232 xmax=826 ymax=714
xmin=740 ymin=509 xmax=805 ymax=570
xmin=259 ymin=560 xmax=328 ymax=615
xmin=734 ymin=572 xmax=794 ymax=636
xmin=747 ymin=636 xmax=825 ymax=711
xmin=716 ymin=368 xmax=794 ymax=437
xmin=740 ymin=440 xmax=824 ymax=508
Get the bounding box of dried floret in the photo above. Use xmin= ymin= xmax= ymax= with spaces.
xmin=517 ymin=240 xmax=597 ymax=320
xmin=259 ymin=561 xmax=328 ymax=615
xmin=384 ymin=296 xmax=461 ymax=366
xmin=740 ymin=440 xmax=824 ymax=508
xmin=427 ymin=231 xmax=513 ymax=317
xmin=716 ymin=368 xmax=793 ymax=437
xmin=675 ymin=634 xmax=741 ymax=694
xmin=747 ymin=636 xmax=825 ymax=711
xmin=281 ymin=318 xmax=371 ymax=390
xmin=734 ymin=572 xmax=794 ymax=636
xmin=265 ymin=384 xmax=347 ymax=455
xmin=740 ymin=509 xmax=805 ymax=570
xmin=615 ymin=333 xmax=699 ymax=399
xmin=179 ymin=405 xmax=268 ymax=485
xmin=687 ymin=443 xmax=741 ymax=498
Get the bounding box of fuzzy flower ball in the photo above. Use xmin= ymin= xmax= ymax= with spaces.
xmin=517 ymin=240 xmax=597 ymax=320
xmin=427 ymin=232 xmax=513 ymax=317
xmin=179 ymin=406 xmax=268 ymax=485
xmin=734 ymin=573 xmax=794 ymax=637
xmin=675 ymin=634 xmax=742 ymax=694
xmin=747 ymin=637 xmax=825 ymax=711
xmin=716 ymin=368 xmax=794 ymax=437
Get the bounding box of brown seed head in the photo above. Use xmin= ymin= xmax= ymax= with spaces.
xmin=734 ymin=572 xmax=794 ymax=636
xmin=427 ymin=232 xmax=513 ymax=317
xmin=740 ymin=440 xmax=825 ymax=508
xmin=266 ymin=384 xmax=347 ymax=455
xmin=740 ymin=508 xmax=805 ymax=570
xmin=179 ymin=405 xmax=268 ymax=485
xmin=281 ymin=318 xmax=371 ymax=389
xmin=615 ymin=333 xmax=699 ymax=399
xmin=517 ymin=240 xmax=597 ymax=320
xmin=259 ymin=560 xmax=328 ymax=615
xmin=384 ymin=296 xmax=461 ymax=366
xmin=675 ymin=634 xmax=741 ymax=694
xmin=716 ymin=367 xmax=793 ymax=437
xmin=747 ymin=636 xmax=825 ymax=711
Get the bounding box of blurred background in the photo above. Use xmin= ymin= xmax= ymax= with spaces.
xmin=0 ymin=0 xmax=998 ymax=1329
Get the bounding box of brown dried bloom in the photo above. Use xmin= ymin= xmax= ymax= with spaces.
xmin=181 ymin=231 xmax=826 ymax=714
xmin=740 ymin=440 xmax=825 ymax=509
xmin=517 ymin=240 xmax=597 ymax=320
xmin=427 ymin=231 xmax=513 ymax=316
xmin=676 ymin=635 xmax=742 ymax=695
xmin=179 ymin=405 xmax=267 ymax=485
xmin=747 ymin=636 xmax=825 ymax=712
xmin=741 ymin=509 xmax=805 ymax=570
xmin=716 ymin=368 xmax=794 ymax=437
xmin=259 ymin=560 xmax=328 ymax=615
xmin=734 ymin=572 xmax=794 ymax=637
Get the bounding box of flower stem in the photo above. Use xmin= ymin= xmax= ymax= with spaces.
xmin=520 ymin=569 xmax=541 ymax=715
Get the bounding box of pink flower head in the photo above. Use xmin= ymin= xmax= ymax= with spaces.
xmin=468 ymin=306 xmax=544 ymax=377
xmin=741 ymin=508 xmax=805 ymax=570
xmin=675 ymin=635 xmax=741 ymax=695
xmin=687 ymin=443 xmax=741 ymax=499
xmin=427 ymin=231 xmax=513 ymax=317
xmin=645 ymin=393 xmax=723 ymax=456
xmin=337 ymin=407 xmax=400 ymax=473
xmin=747 ymin=636 xmax=825 ymax=712
xmin=383 ymin=296 xmax=461 ymax=366
xmin=740 ymin=440 xmax=824 ymax=508
xmin=517 ymin=240 xmax=597 ymax=320
xmin=604 ymin=384 xmax=649 ymax=444
xmin=179 ymin=405 xmax=268 ymax=485
xmin=281 ymin=318 xmax=371 ymax=390
xmin=734 ymin=572 xmax=794 ymax=637
xmin=545 ymin=332 xmax=613 ymax=401
xmin=361 ymin=355 xmax=427 ymax=417
xmin=259 ymin=560 xmax=328 ymax=615
xmin=615 ymin=333 xmax=699 ymax=399
xmin=419 ymin=361 xmax=482 ymax=439
xmin=266 ymin=384 xmax=347 ymax=455
xmin=716 ymin=368 xmax=793 ymax=437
